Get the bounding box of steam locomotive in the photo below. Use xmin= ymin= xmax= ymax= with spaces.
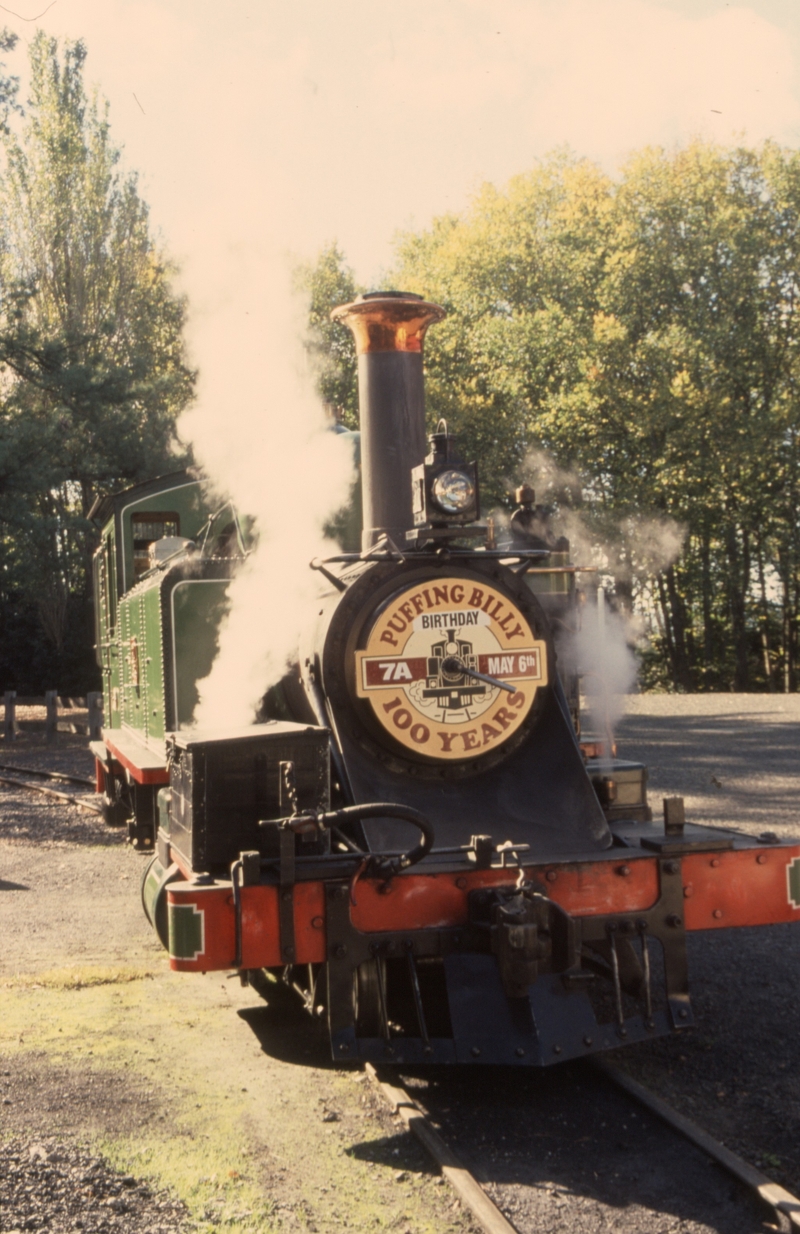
xmin=91 ymin=292 xmax=800 ymax=1067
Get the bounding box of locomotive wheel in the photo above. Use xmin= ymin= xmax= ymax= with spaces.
xmin=353 ymin=956 xmax=453 ymax=1039
xmin=354 ymin=959 xmax=386 ymax=1037
xmin=129 ymin=782 xmax=157 ymax=850
xmin=101 ymin=795 xmax=129 ymax=827
xmin=101 ymin=775 xmax=130 ymax=827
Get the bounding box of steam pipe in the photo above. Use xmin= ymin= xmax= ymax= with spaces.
xmin=332 ymin=291 xmax=445 ymax=550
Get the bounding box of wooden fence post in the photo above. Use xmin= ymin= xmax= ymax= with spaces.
xmin=87 ymin=692 xmax=103 ymax=741
xmin=3 ymin=690 xmax=16 ymax=742
xmin=45 ymin=690 xmax=58 ymax=744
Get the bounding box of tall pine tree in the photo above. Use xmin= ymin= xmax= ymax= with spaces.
xmin=0 ymin=33 xmax=194 ymax=686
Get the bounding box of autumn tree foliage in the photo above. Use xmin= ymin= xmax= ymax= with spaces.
xmin=308 ymin=144 xmax=800 ymax=692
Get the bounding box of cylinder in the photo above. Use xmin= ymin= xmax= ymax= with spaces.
xmin=331 ymin=291 xmax=445 ymax=550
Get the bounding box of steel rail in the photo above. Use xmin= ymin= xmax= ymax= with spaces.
xmin=0 ymin=761 xmax=94 ymax=787
xmin=367 ymin=1055 xmax=800 ymax=1233
xmin=0 ymin=773 xmax=103 ymax=815
xmin=595 ymin=1058 xmax=800 ymax=1230
xmin=365 ymin=1063 xmax=519 ymax=1234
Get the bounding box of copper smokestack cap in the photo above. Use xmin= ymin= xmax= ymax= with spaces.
xmin=332 ymin=290 xmax=445 ymax=355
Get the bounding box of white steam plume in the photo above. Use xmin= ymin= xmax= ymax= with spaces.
xmin=517 ymin=447 xmax=684 ymax=596
xmin=506 ymin=447 xmax=685 ymax=735
xmin=178 ymin=260 xmax=354 ymax=731
xmin=575 ymin=594 xmax=639 ymax=746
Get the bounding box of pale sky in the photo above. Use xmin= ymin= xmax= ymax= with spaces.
xmin=3 ymin=0 xmax=800 ymax=284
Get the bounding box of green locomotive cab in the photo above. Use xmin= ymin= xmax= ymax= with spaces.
xmin=90 ymin=472 xmax=245 ymax=847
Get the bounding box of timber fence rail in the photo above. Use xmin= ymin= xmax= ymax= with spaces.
xmin=2 ymin=691 xmax=103 ymax=743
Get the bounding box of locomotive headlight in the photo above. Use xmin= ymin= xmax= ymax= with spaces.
xmin=432 ymin=469 xmax=476 ymax=514
xmin=410 ymin=425 xmax=480 ymax=533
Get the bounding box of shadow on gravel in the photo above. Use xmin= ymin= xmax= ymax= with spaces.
xmin=0 ymin=733 xmax=96 ymax=775
xmin=395 ymin=1061 xmax=778 ymax=1234
xmin=235 ymin=979 xmax=778 ymax=1231
xmin=620 ymin=713 xmax=799 ymax=760
xmin=619 ymin=923 xmax=800 ymax=1194
xmin=617 ymin=712 xmax=800 ymax=826
xmin=348 ymin=1130 xmax=437 ymax=1169
xmin=347 ymin=1130 xmax=438 ymax=1176
xmin=236 ymin=978 xmax=334 ymax=1069
xmin=0 ymin=877 xmax=29 ymax=890
xmin=0 ymin=734 xmax=112 ymax=847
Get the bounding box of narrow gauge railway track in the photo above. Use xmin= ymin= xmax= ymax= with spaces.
xmin=366 ymin=1064 xmax=516 ymax=1234
xmin=0 ymin=761 xmax=95 ymax=788
xmin=0 ymin=767 xmax=101 ymax=814
xmin=366 ymin=1061 xmax=800 ymax=1234
xmin=596 ymin=1061 xmax=800 ymax=1229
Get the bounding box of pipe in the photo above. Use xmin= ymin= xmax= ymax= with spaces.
xmin=331 ymin=291 xmax=445 ymax=550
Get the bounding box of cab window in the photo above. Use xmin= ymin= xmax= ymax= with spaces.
xmin=131 ymin=512 xmax=179 ymax=579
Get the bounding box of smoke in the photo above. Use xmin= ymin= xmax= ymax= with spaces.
xmin=569 ymin=518 xmax=682 ymax=739
xmin=516 ymin=448 xmax=684 ymax=580
xmin=574 ymin=595 xmax=639 ymax=743
xmin=177 ymin=259 xmax=355 ymax=731
xmin=505 ymin=448 xmax=685 ymax=732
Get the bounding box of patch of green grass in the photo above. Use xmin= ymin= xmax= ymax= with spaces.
xmin=0 ymin=971 xmax=464 ymax=1234
xmin=97 ymin=1135 xmax=280 ymax=1233
xmin=1 ymin=976 xmax=281 ymax=1231
xmin=2 ymin=964 xmax=156 ymax=991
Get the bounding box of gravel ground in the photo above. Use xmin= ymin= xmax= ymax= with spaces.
xmin=0 ymin=732 xmax=96 ymax=781
xmin=0 ymin=732 xmax=477 ymax=1234
xmin=616 ymin=693 xmax=800 ymax=837
xmin=1 ymin=701 xmax=799 ymax=1234
xmin=0 ymin=1137 xmax=187 ymax=1233
xmin=399 ymin=1063 xmax=774 ymax=1234
xmin=610 ymin=694 xmax=800 ymax=1203
xmin=0 ymin=736 xmax=191 ymax=1233
xmin=0 ymin=734 xmax=105 ymax=848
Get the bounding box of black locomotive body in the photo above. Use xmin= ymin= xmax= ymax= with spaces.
xmin=95 ymin=290 xmax=800 ymax=1068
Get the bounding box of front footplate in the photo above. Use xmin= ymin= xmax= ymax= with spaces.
xmin=324 ymin=855 xmax=692 ymax=1067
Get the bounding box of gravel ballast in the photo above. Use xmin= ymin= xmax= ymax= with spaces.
xmin=1 ymin=699 xmax=798 ymax=1233
xmin=0 ymin=1137 xmax=187 ymax=1233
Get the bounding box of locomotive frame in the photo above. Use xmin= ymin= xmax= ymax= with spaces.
xmin=91 ymin=291 xmax=800 ymax=1068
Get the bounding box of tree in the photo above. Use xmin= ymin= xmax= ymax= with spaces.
xmin=391 ymin=153 xmax=613 ymax=509
xmin=295 ymin=242 xmax=362 ymax=429
xmin=0 ymin=33 xmax=194 ymax=684
xmin=378 ymin=143 xmax=800 ymax=691
xmin=594 ymin=143 xmax=800 ymax=690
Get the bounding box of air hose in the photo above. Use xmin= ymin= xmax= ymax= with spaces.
xmin=287 ymin=802 xmax=434 ymax=878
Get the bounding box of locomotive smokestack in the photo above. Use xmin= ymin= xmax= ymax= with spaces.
xmin=332 ymin=291 xmax=445 ymax=550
